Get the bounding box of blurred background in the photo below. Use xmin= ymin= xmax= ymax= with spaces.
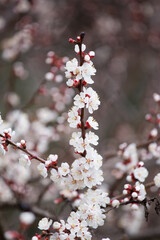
xmin=0 ymin=0 xmax=160 ymax=239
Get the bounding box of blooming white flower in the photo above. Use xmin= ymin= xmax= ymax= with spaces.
xmin=68 ymin=106 xmax=80 ymax=128
xmin=69 ymin=132 xmax=84 ymax=153
xmin=74 ymin=92 xmax=86 ymax=108
xmin=50 ymin=168 xmax=61 ymax=183
xmin=66 ymin=79 xmax=74 ymax=87
xmin=83 ymin=169 xmax=104 ymax=188
xmin=53 ymin=221 xmax=61 ymax=229
xmin=133 ymin=167 xmax=148 ymax=182
xmin=154 ymin=173 xmax=160 ymax=188
xmin=65 ymin=58 xmax=82 ymax=81
xmin=65 ymin=58 xmax=79 ymax=74
xmin=78 ymin=203 xmax=105 ymax=229
xmin=80 ymin=189 xmax=110 ymax=208
xmin=58 ymin=162 xmax=70 ymax=176
xmin=85 ymin=148 xmax=102 ymax=170
xmin=66 ymin=211 xmax=80 ymax=234
xmin=19 ymin=154 xmax=31 ymax=168
xmin=37 ymin=163 xmax=48 ymax=178
xmin=86 ymin=116 xmax=98 ymax=130
xmin=45 ymin=154 xmax=58 ymax=167
xmin=85 ymin=131 xmax=99 ymax=146
xmin=84 ymin=87 xmax=100 ymax=113
xmin=81 ymin=62 xmax=96 ymax=84
xmin=38 ymin=217 xmax=52 ymax=230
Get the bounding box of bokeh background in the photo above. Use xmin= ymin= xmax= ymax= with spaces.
xmin=0 ymin=0 xmax=160 ymax=240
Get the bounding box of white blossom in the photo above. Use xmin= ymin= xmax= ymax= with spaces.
xmin=37 ymin=163 xmax=48 ymax=178
xmin=68 ymin=106 xmax=80 ymax=128
xmin=85 ymin=131 xmax=99 ymax=146
xmin=38 ymin=218 xmax=52 ymax=230
xmin=86 ymin=116 xmax=99 ymax=130
xmin=74 ymin=92 xmax=86 ymax=108
xmin=19 ymin=154 xmax=31 ymax=168
xmin=133 ymin=167 xmax=148 ymax=182
xmin=84 ymin=87 xmax=100 ymax=113
xmin=45 ymin=154 xmax=58 ymax=167
xmin=58 ymin=162 xmax=70 ymax=176
xmin=53 ymin=221 xmax=61 ymax=229
xmin=81 ymin=61 xmax=96 ymax=84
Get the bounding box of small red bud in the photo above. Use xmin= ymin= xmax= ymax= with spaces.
xmin=69 ymin=38 xmax=75 ymax=43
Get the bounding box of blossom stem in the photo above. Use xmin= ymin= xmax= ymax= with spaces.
xmin=78 ymin=33 xmax=86 ymax=156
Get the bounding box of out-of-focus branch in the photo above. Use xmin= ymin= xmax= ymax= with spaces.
xmin=36 ymin=181 xmax=53 ymax=204
xmin=104 ymin=136 xmax=160 ymax=161
xmin=0 ymin=202 xmax=56 ymax=220
xmin=129 ymin=227 xmax=160 ymax=240
xmin=0 ymin=133 xmax=45 ymax=164
xmin=0 ymin=221 xmax=6 ymax=240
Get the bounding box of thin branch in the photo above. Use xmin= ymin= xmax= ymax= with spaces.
xmin=104 ymin=136 xmax=160 ymax=161
xmin=0 ymin=202 xmax=56 ymax=220
xmin=113 ymin=181 xmax=155 ymax=200
xmin=0 ymin=134 xmax=57 ymax=169
xmin=36 ymin=181 xmax=53 ymax=204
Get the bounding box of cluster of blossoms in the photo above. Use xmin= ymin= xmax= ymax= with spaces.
xmin=145 ymin=93 xmax=160 ymax=164
xmin=33 ymin=189 xmax=110 ymax=240
xmin=2 ymin=24 xmax=35 ymax=61
xmin=114 ymin=137 xmax=148 ymax=209
xmin=31 ymin=34 xmax=111 ymax=240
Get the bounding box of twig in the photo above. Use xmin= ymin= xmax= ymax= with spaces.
xmin=0 ymin=134 xmax=57 ymax=170
xmin=104 ymin=136 xmax=160 ymax=161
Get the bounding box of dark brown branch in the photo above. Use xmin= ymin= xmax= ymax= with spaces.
xmin=78 ymin=33 xmax=86 ymax=157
